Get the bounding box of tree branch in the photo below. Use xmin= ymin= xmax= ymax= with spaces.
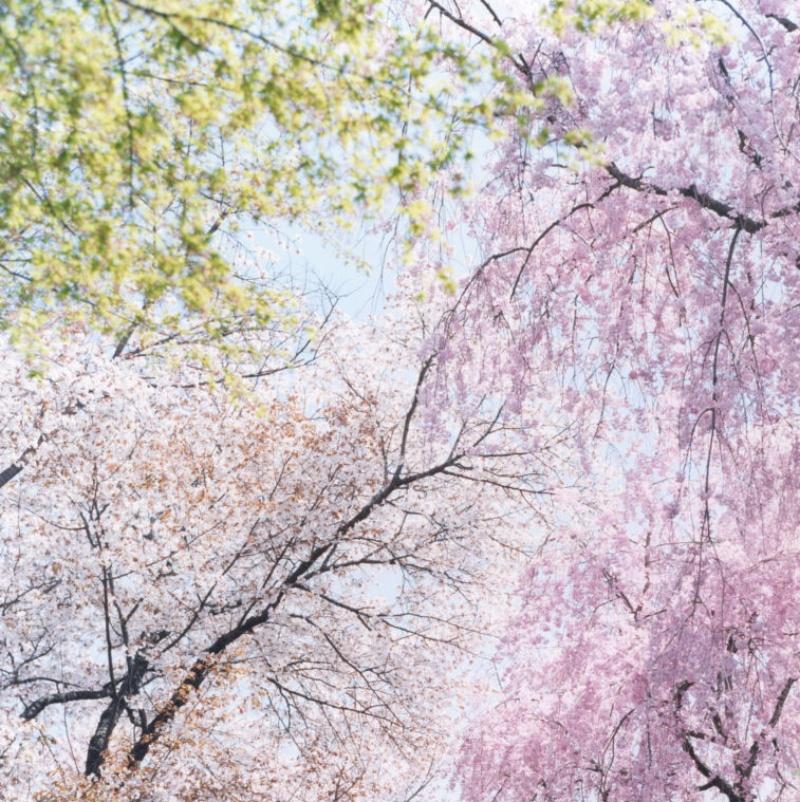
xmin=22 ymin=688 xmax=110 ymax=721
xmin=606 ymin=163 xmax=765 ymax=234
xmin=0 ymin=463 xmax=23 ymax=490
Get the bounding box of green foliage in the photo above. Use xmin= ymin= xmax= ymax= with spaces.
xmin=0 ymin=0 xmax=499 ymax=347
xmin=545 ymin=0 xmax=654 ymax=34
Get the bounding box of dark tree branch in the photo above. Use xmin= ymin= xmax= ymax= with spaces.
xmin=0 ymin=463 xmax=23 ymax=490
xmin=766 ymin=13 xmax=798 ymax=31
xmin=479 ymin=0 xmax=503 ymax=27
xmin=85 ymin=653 xmax=149 ymax=776
xmin=606 ymin=163 xmax=765 ymax=234
xmin=683 ymin=735 xmax=743 ymax=802
xmin=425 ymin=0 xmax=530 ymax=77
xmin=509 ymin=201 xmax=596 ymax=297
xmin=396 ymin=354 xmax=435 ymax=478
xmin=22 ymin=688 xmax=110 ymax=721
xmin=509 ymin=182 xmax=622 ymax=297
xmin=769 ymin=677 xmax=797 ymax=727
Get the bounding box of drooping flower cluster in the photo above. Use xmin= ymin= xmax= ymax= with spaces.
xmin=444 ymin=1 xmax=800 ymax=799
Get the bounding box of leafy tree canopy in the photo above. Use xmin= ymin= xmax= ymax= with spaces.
xmin=0 ymin=0 xmax=665 ymax=356
xmin=0 ymin=0 xmax=495 ymax=350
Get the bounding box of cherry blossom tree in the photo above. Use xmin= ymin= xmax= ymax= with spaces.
xmin=7 ymin=1 xmax=800 ymax=800
xmin=421 ymin=1 xmax=800 ymax=800
xmin=0 ymin=292 xmax=558 ymax=802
